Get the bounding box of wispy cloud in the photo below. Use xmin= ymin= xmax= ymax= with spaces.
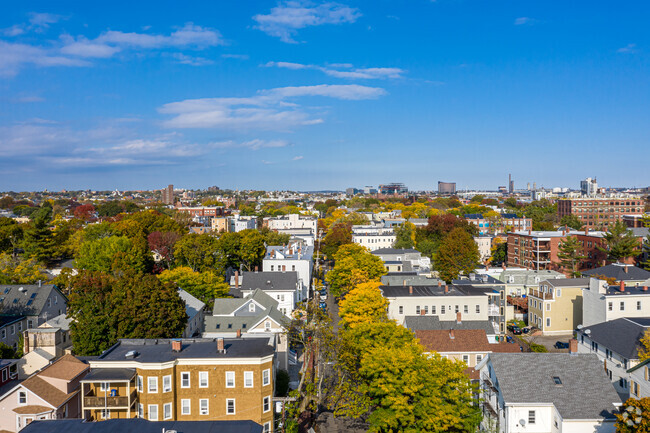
xmin=173 ymin=53 xmax=214 ymax=66
xmin=292 ymin=155 xmax=304 ymax=160
xmin=159 ymin=84 xmax=386 ymax=130
xmin=212 ymin=139 xmax=291 ymax=150
xmin=514 ymin=17 xmax=532 ymax=26
xmin=222 ymin=53 xmax=249 ymax=60
xmin=0 ymin=40 xmax=90 ymax=77
xmin=264 ymin=61 xmax=405 ymax=79
xmin=253 ymin=1 xmax=361 ymax=43
xmin=28 ymin=13 xmax=65 ymax=31
xmin=617 ymin=43 xmax=637 ymax=54
xmin=11 ymin=95 xmax=45 ymax=103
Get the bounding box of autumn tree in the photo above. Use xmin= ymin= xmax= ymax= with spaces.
xmin=599 ymin=221 xmax=640 ymax=262
xmin=148 ymin=231 xmax=182 ymax=269
xmin=320 ymin=221 xmax=352 ymax=259
xmin=393 ymin=222 xmax=415 ymax=249
xmin=325 ymin=244 xmax=386 ymax=297
xmin=638 ymin=329 xmax=650 ymax=361
xmin=0 ymin=217 xmax=23 ymax=254
xmin=158 ymin=266 xmax=230 ymax=305
xmin=260 ymin=227 xmax=291 ymax=246
xmin=0 ymin=252 xmax=48 ymax=284
xmin=338 ymin=282 xmax=388 ymax=329
xmin=557 ymin=236 xmax=586 ymax=277
xmin=615 ymin=397 xmax=650 ymax=433
xmin=490 ymin=236 xmax=507 ymax=265
xmin=73 ymin=204 xmax=96 ymax=221
xmin=435 ymin=227 xmax=480 ymax=283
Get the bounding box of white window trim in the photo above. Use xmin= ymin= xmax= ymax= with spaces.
xmin=226 ymin=398 xmax=236 ymax=415
xmin=148 ymin=404 xmax=158 ymax=421
xmin=200 ymin=399 xmax=209 ymax=415
xmin=101 ymin=408 xmax=110 ymax=419
xmin=263 ymin=369 xmax=270 ymax=386
xmin=163 ymin=375 xmax=172 ymax=393
xmin=137 ymin=376 xmax=143 ymax=392
xmin=163 ymin=402 xmax=172 ymax=420
xmin=225 ymin=371 xmax=235 ymax=388
xmin=18 ymin=391 xmax=27 ymax=405
xmin=148 ymin=377 xmax=158 ymax=393
xmin=181 ymin=399 xmax=191 ymax=415
xmin=138 ymin=403 xmax=144 ymax=418
xmin=244 ymin=371 xmax=254 ymax=388
xmin=263 ymin=396 xmax=271 ymax=413
xmin=199 ymin=371 xmax=209 ymax=388
xmin=181 ymin=372 xmax=190 ymax=388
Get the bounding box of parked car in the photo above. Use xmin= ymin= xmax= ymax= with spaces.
xmin=319 ymin=302 xmax=327 ymax=310
xmin=554 ymin=341 xmax=570 ymax=349
xmin=507 ymin=324 xmax=522 ymax=335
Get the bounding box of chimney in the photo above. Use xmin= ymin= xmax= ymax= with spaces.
xmin=585 ymin=227 xmax=589 ymax=235
xmin=502 ymin=263 xmax=506 ymax=271
xmin=255 ymin=266 xmax=258 ymax=272
xmin=643 ymin=286 xmax=648 ymax=292
xmin=438 ymin=281 xmax=442 ymax=287
xmin=217 ymin=338 xmax=225 ymax=353
xmin=528 ymin=229 xmax=532 ymax=235
xmin=236 ymin=329 xmax=242 ymax=338
xmin=403 ymin=280 xmax=406 ymax=287
xmin=569 ymin=338 xmax=578 ymax=354
xmin=235 ymin=270 xmax=239 ymax=289
xmin=620 ymin=281 xmax=625 ymax=292
xmin=457 ymin=312 xmax=462 ymax=324
xmin=38 ymin=280 xmax=42 ymax=288
xmin=449 ymin=329 xmax=455 ymax=340
xmin=409 ymin=286 xmax=413 ymax=295
xmin=171 ymin=340 xmax=182 ymax=352
xmin=624 ymin=265 xmax=628 ymax=273
xmin=444 ymin=285 xmax=449 ymax=294
xmin=420 ymin=308 xmax=425 ymax=316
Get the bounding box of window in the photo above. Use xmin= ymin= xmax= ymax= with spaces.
xmin=546 ymin=318 xmax=551 ymax=327
xmin=605 ymin=349 xmax=612 ymax=360
xmin=17 ymin=322 xmax=21 ymax=331
xmin=1 ymin=369 xmax=6 ymax=382
xmin=476 ymin=354 xmax=483 ymax=363
xmin=619 ymin=378 xmax=628 ymax=389
xmin=244 ymin=371 xmax=254 ymax=388
xmin=101 ymin=409 xmax=110 ymax=419
xmin=226 ymin=399 xmax=235 ymax=415
xmin=592 ymin=341 xmax=599 ymax=351
xmin=264 ymin=422 xmax=271 ymax=433
xmin=528 ymin=410 xmax=536 ymax=424
xmin=148 ymin=404 xmax=158 ymax=421
xmin=463 ymin=305 xmax=468 ymax=314
xmin=263 ymin=396 xmax=271 ymax=412
xmin=620 ymin=301 xmax=625 ymax=311
xmin=226 ymin=371 xmax=235 ymax=388
xmin=462 ymin=355 xmax=469 ymax=364
xmin=148 ymin=377 xmax=158 ymax=393
xmin=263 ymin=369 xmax=270 ymax=386
xmin=137 ymin=376 xmax=143 ymax=392
xmin=476 ymin=305 xmax=480 ymax=314
xmin=292 ymin=265 xmax=295 ymax=271
xmin=432 ymin=305 xmax=436 ymax=314
xmin=199 ymin=371 xmax=208 ymax=388
xmin=10 ymin=325 xmax=14 ymax=335
xmin=556 ymin=289 xmax=561 ymax=297
xmin=398 ymin=306 xmax=403 ymax=315
xmin=163 ymin=403 xmax=172 ymax=420
xmin=546 ymin=303 xmax=551 ymax=311
xmin=424 ymin=305 xmax=428 ymax=314
xmin=1 ymin=329 xmax=4 ymax=339
xmin=200 ymin=399 xmax=209 ymax=415
xmin=633 ymin=381 xmax=639 ymax=397
xmin=455 ymin=305 xmax=459 ymax=313
xmin=638 ymin=301 xmax=642 ymax=311
xmin=249 ymin=303 xmax=255 ymax=312
xmin=441 ymin=305 xmax=445 ymax=314
xmin=18 ymin=391 xmax=26 ymax=404
xmin=608 ymin=301 xmax=613 ymax=311
xmin=553 ymin=376 xmax=562 ymax=385
xmin=415 ymin=306 xmax=421 ymax=315
xmin=181 ymin=399 xmax=191 ymax=415
xmin=163 ymin=375 xmax=172 ymax=393
xmin=47 ymin=298 xmax=51 ymax=307
xmin=138 ymin=404 xmax=144 ymax=418
xmin=27 ymin=320 xmax=32 ymax=329
xmin=270 ymin=265 xmax=274 ymax=271
xmin=265 ymin=321 xmax=271 ymax=331
xmin=181 ymin=372 xmax=190 ymax=388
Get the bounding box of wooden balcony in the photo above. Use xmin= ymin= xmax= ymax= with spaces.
xmin=528 ymin=289 xmax=553 ymax=300
xmin=84 ymin=390 xmax=136 ymax=408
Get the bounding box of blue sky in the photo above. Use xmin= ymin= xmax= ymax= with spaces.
xmin=1 ymin=1 xmax=649 ymax=192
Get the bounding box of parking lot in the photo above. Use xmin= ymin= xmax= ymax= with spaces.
xmin=516 ymin=333 xmax=575 ymax=353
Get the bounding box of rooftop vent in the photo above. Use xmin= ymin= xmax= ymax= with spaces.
xmin=125 ymin=350 xmax=138 ymax=359
xmin=18 ymin=287 xmax=26 ymax=293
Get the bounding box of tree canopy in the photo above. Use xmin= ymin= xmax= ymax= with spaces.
xmin=338 ymin=282 xmax=388 ymax=329
xmin=557 ymin=236 xmax=586 ymax=277
xmin=435 ymin=227 xmax=480 ymax=283
xmin=325 ymin=244 xmax=386 ymax=297
xmin=158 ymin=266 xmax=230 ymax=305
xmin=599 ymin=221 xmax=640 ymax=262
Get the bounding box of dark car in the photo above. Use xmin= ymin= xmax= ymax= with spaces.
xmin=508 ymin=324 xmax=522 ymax=335
xmin=554 ymin=341 xmax=570 ymax=349
xmin=319 ymin=302 xmax=327 ymax=310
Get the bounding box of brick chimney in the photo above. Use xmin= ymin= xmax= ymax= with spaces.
xmin=624 ymin=265 xmax=628 ymax=273
xmin=456 ymin=312 xmax=462 ymax=324
xmin=620 ymin=281 xmax=625 ymax=292
xmin=585 ymin=227 xmax=589 ymax=235
xmin=420 ymin=308 xmax=425 ymax=316
xmin=234 ymin=270 xmax=239 ymax=289
xmin=569 ymin=338 xmax=578 ymax=355
xmin=409 ymin=286 xmax=413 ymax=295
xmin=449 ymin=329 xmax=455 ymax=340
xmin=502 ymin=263 xmax=506 ymax=271
xmin=403 ymin=280 xmax=406 ymax=287
xmin=236 ymin=329 xmax=242 ymax=338
xmin=643 ymin=286 xmax=649 ymax=292
xmin=438 ymin=281 xmax=442 ymax=287
xmin=528 ymin=229 xmax=532 ymax=235
xmin=217 ymin=338 xmax=225 ymax=353
xmin=444 ymin=285 xmax=449 ymax=294
xmin=172 ymin=340 xmax=182 ymax=352
xmin=255 ymin=266 xmax=259 ymax=272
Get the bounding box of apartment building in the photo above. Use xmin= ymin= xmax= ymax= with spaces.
xmin=628 ymin=358 xmax=650 ymax=399
xmin=464 ymin=213 xmax=532 ymax=236
xmin=477 ymin=353 xmax=620 ymax=433
xmin=351 ymin=224 xmax=396 ymax=251
xmin=582 ymin=278 xmax=650 ymax=327
xmin=176 ymin=206 xmax=225 ymax=217
xmin=528 ymin=278 xmax=589 ymax=335
xmin=495 ymin=269 xmax=564 ymax=297
xmin=178 ymin=289 xmax=205 ymax=338
xmin=80 ymin=338 xmax=275 ymax=431
xmin=20 ymin=314 xmax=72 ymax=378
xmin=371 ymin=248 xmax=431 ymax=274
xmin=576 ymin=317 xmax=649 ymax=398
xmin=262 ymin=242 xmax=313 ymax=299
xmin=238 ymin=272 xmax=301 ymax=316
xmin=211 ymin=216 xmax=257 ymax=233
xmin=557 ymin=197 xmax=644 ymax=229
xmin=262 ymin=214 xmax=317 ymax=233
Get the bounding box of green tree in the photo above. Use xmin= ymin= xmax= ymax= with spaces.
xmin=0 ymin=218 xmax=23 ymax=254
xmin=338 ymin=282 xmax=388 ymax=329
xmin=615 ymin=398 xmax=650 ymax=433
xmin=21 ymin=205 xmax=55 ymax=263
xmin=0 ymin=342 xmax=17 ymax=359
xmin=238 ymin=229 xmax=267 ymax=271
xmin=560 ymin=214 xmax=584 ymax=230
xmin=325 ymin=244 xmax=386 ymax=297
xmin=174 ymin=233 xmax=221 ymax=273
xmin=320 ymin=222 xmax=352 ymax=259
xmin=599 ymin=221 xmax=640 ymax=262
xmin=158 ymin=266 xmax=229 ymax=305
xmin=490 ymin=237 xmax=507 ymax=265
xmin=557 ymin=236 xmax=586 ymax=277
xmin=393 ymin=222 xmax=415 ymax=249
xmin=0 ymin=252 xmax=48 ymax=284
xmin=260 ymin=227 xmax=291 ymax=246
xmin=435 ymin=227 xmax=480 ymax=283
xmin=76 ymin=235 xmax=149 ymax=274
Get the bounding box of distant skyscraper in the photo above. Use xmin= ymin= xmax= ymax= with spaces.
xmin=508 ymin=174 xmax=514 ymax=194
xmin=580 ymin=178 xmax=598 ymax=196
xmin=161 ymin=184 xmax=174 ymax=205
xmin=438 ymin=181 xmax=456 ymax=195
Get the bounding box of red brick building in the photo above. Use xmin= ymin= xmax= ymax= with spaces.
xmin=557 ymin=198 xmax=644 ymax=229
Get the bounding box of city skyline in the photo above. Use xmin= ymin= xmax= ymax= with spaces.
xmin=2 ymin=1 xmax=650 ymax=191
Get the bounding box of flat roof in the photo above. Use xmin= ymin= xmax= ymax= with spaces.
xmin=82 ymin=368 xmax=136 ymax=382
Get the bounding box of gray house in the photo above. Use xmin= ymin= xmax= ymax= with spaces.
xmin=0 ymin=284 xmax=67 ymax=328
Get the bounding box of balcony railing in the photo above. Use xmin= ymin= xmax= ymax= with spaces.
xmin=528 ymin=289 xmax=553 ymax=300
xmin=84 ymin=390 xmax=136 ymax=408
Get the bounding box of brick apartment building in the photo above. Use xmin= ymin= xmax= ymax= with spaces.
xmin=557 ymin=197 xmax=644 ymax=229
xmin=464 ymin=213 xmax=532 ymax=236
xmin=175 ymin=206 xmax=226 ymax=217
xmin=507 ymin=229 xmax=609 ymax=273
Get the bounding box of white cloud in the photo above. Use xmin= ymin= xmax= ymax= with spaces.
xmin=2 ymin=25 xmax=26 ymax=37
xmin=514 ymin=17 xmax=532 ymax=26
xmin=29 ymin=13 xmax=64 ymax=31
xmin=222 ymin=53 xmax=249 ymax=60
xmin=292 ymin=155 xmax=304 ymax=160
xmin=254 ymin=1 xmax=361 ymax=43
xmin=11 ymin=95 xmax=45 ymax=103
xmin=0 ymin=40 xmax=90 ymax=77
xmin=173 ymin=53 xmax=214 ymax=66
xmin=212 ymin=139 xmax=291 ymax=150
xmin=59 ymin=35 xmax=122 ymax=58
xmin=617 ymin=43 xmax=637 ymax=54
xmin=159 ymin=84 xmax=386 ymax=129
xmin=265 ymin=60 xmax=405 ymax=79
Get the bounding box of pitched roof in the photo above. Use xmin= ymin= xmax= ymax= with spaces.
xmin=544 ymin=278 xmax=591 ymax=288
xmin=580 ymin=317 xmax=649 ymax=359
xmin=178 ymin=289 xmax=205 ymax=321
xmin=415 ymin=329 xmax=521 ymax=353
xmin=496 ymin=269 xmax=564 ymax=286
xmin=404 ymin=316 xmax=496 ymax=335
xmin=583 ymin=264 xmax=650 ymax=281
xmin=206 ymin=290 xmax=287 ymax=333
xmin=38 ymin=354 xmax=88 ymax=381
xmin=20 ymin=418 xmax=263 ymax=433
xmin=371 ymin=248 xmax=419 ymax=255
xmin=486 ymin=353 xmax=621 ymax=420
xmin=13 ymin=405 xmax=52 ymax=414
xmin=21 ymin=376 xmax=73 ymax=408
xmin=0 ymin=285 xmax=65 ymax=316
xmin=240 ymin=272 xmax=298 ymax=292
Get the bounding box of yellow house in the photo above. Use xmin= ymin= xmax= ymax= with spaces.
xmin=528 ymin=278 xmax=589 ymax=335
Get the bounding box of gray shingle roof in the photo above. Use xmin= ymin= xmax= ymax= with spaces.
xmin=583 ymin=264 xmax=650 ymax=281
xmin=487 ymin=353 xmax=621 ymax=419
xmin=0 ymin=284 xmax=65 ymax=316
xmin=496 ymin=270 xmax=564 ymax=286
xmin=545 ymin=278 xmax=591 ymax=287
xmin=371 ymin=248 xmax=419 ymax=255
xmin=240 ymin=271 xmax=298 ymax=292
xmin=178 ymin=289 xmax=205 ymax=322
xmin=206 ymin=289 xmax=288 ymax=333
xmin=404 ymin=316 xmax=496 ymax=334
xmin=580 ymin=317 xmax=649 ymax=359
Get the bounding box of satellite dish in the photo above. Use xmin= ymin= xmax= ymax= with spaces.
xmin=577 ymin=325 xmax=583 ymax=330
xmin=585 ymin=329 xmax=591 ymax=335
xmin=519 ymin=420 xmax=526 ymax=426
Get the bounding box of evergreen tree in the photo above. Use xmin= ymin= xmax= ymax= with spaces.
xmin=557 ymin=236 xmax=586 ymax=277
xmin=599 ymin=221 xmax=639 ymax=262
xmin=21 ymin=205 xmax=54 ymax=263
xmin=393 ymin=222 xmax=415 ymax=249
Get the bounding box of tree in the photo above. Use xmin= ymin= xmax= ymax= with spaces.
xmin=174 ymin=233 xmax=221 ymax=273
xmin=68 ymin=271 xmax=188 ymax=356
xmin=338 ymin=282 xmax=388 ymax=329
xmin=557 ymin=236 xmax=586 ymax=277
xmin=260 ymin=227 xmax=291 ymax=246
xmin=73 ymin=204 xmax=96 ymax=221
xmin=0 ymin=217 xmax=23 ymax=254
xmin=393 ymin=222 xmax=415 ymax=249
xmin=76 ymin=235 xmax=149 ymax=274
xmin=615 ymin=397 xmax=650 ymax=433
xmin=560 ymin=214 xmax=583 ymax=230
xmin=325 ymin=244 xmax=386 ymax=297
xmin=238 ymin=229 xmax=267 ymax=271
xmin=490 ymin=237 xmax=507 ymax=265
xmin=599 ymin=221 xmax=640 ymax=262
xmin=320 ymin=222 xmax=352 ymax=259
xmin=0 ymin=342 xmax=17 ymax=359
xmin=158 ymin=266 xmax=229 ymax=305
xmin=638 ymin=329 xmax=650 ymax=361
xmin=435 ymin=227 xmax=480 ymax=283
xmin=21 ymin=206 xmax=54 ymax=263
xmin=0 ymin=252 xmax=48 ymax=284
xmin=148 ymin=231 xmax=182 ymax=269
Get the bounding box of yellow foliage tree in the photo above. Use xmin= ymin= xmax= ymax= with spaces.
xmin=338 ymin=282 xmax=388 ymax=329
xmin=638 ymin=329 xmax=650 ymax=361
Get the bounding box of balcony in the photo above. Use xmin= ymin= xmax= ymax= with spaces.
xmin=528 ymin=289 xmax=553 ymax=300
xmin=84 ymin=390 xmax=137 ymax=408
xmin=487 ymin=305 xmax=500 ymax=316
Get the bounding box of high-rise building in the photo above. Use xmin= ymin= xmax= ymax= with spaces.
xmin=438 ymin=181 xmax=456 ymax=195
xmin=379 ymin=183 xmax=408 ymax=195
xmin=508 ymin=174 xmax=514 ymax=194
xmin=161 ymin=184 xmax=174 ymax=205
xmin=580 ymin=178 xmax=598 ymax=196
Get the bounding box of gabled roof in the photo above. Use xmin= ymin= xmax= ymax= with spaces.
xmin=38 ymin=354 xmax=88 ymax=381
xmin=416 ymin=329 xmax=521 ymax=353
xmin=240 ymin=271 xmax=298 ymax=292
xmin=178 ymin=289 xmax=205 ymax=321
xmin=496 ymin=269 xmax=564 ymax=286
xmin=19 ymin=355 xmax=89 ymax=409
xmin=583 ymin=264 xmax=650 ymax=281
xmin=206 ymin=290 xmax=287 ymax=333
xmin=0 ymin=284 xmax=65 ymax=316
xmin=580 ymin=317 xmax=649 ymax=359
xmin=543 ymin=278 xmax=590 ymax=288
xmin=486 ymin=353 xmax=621 ymax=420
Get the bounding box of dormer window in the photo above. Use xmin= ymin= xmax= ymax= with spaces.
xmin=249 ymin=303 xmax=255 ymax=313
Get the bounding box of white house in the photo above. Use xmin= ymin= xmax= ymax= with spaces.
xmin=239 ymin=271 xmax=301 ymax=316
xmin=628 ymin=357 xmax=650 ymax=399
xmin=351 ymin=224 xmax=396 ymax=252
xmin=582 ymin=278 xmax=650 ymax=327
xmin=262 ymin=242 xmax=313 ymax=299
xmin=371 ymin=248 xmax=431 ymax=274
xmin=476 ymin=352 xmax=621 ymax=433
xmin=263 ymin=214 xmax=317 ymax=232
xmin=177 ymin=289 xmax=205 ymax=338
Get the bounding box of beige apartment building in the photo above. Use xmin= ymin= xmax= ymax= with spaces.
xmin=81 ymin=338 xmax=275 ymax=432
xmin=528 ymin=278 xmax=589 ymax=335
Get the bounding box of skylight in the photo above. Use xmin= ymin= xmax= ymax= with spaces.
xmin=553 ymin=376 xmax=562 ymax=385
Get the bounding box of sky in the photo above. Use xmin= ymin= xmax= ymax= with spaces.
xmin=1 ymin=1 xmax=649 ymax=192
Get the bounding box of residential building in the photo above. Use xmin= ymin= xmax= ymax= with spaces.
xmin=437 ymin=181 xmax=456 ymax=195
xmin=161 ymin=185 xmax=174 ymax=205
xmin=238 ymin=272 xmax=301 ymax=316
xmin=80 ymin=338 xmax=275 ymax=431
xmin=176 ymin=206 xmax=225 ymax=217
xmin=582 ymin=263 xmax=650 ymax=285
xmin=211 ymin=217 xmax=229 ymax=233
xmin=527 ymin=278 xmax=589 ymax=335
xmin=204 ymin=289 xmax=290 ymax=370
xmin=628 ymin=357 xmax=650 ymax=399
xmin=474 ymin=236 xmax=493 ymax=262
xmin=20 ymin=314 xmax=72 ymax=378
xmin=477 ymin=352 xmax=621 ymax=433
xmin=0 ymin=359 xmax=18 ymax=387
xmin=0 ymin=354 xmax=88 ymax=432
xmin=582 ymin=278 xmax=650 ymax=327
xmin=465 ymin=213 xmax=532 ymax=236
xmin=623 ymin=213 xmax=649 ymax=228
xmin=557 ymin=197 xmax=644 ymax=229
xmin=262 ymin=214 xmax=317 ymax=233
xmin=378 ymin=183 xmax=407 ymax=195
xmin=380 ymin=273 xmax=444 ymax=287
xmin=20 ymin=418 xmax=264 ymax=433
xmin=178 ymin=289 xmax=205 ymax=338
xmin=262 ymin=242 xmax=313 ymax=299
xmin=0 ymin=315 xmax=28 ymax=352
xmin=351 ymin=225 xmax=396 ymax=251
xmin=495 ymin=269 xmax=564 ymax=297
xmin=580 ymin=177 xmax=598 ymax=196
xmin=371 ymin=248 xmax=431 ymax=274
xmin=0 ymin=284 xmax=68 ymax=328
xmin=453 ymin=274 xmax=510 ymax=338
xmin=576 ymin=317 xmax=649 ymax=398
